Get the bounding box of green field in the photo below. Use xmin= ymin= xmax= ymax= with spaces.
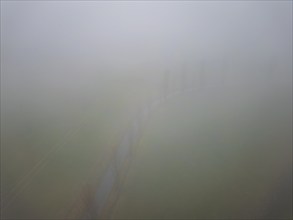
xmin=111 ymin=86 xmax=292 ymax=219
xmin=1 ymin=74 xmax=160 ymax=219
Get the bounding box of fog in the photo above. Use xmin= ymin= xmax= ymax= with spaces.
xmin=1 ymin=1 xmax=292 ymax=219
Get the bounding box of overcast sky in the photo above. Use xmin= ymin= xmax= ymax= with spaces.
xmin=1 ymin=1 xmax=292 ymax=106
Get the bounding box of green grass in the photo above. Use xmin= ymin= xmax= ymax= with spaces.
xmin=111 ymin=88 xmax=292 ymax=219
xmin=1 ymin=74 xmax=158 ymax=219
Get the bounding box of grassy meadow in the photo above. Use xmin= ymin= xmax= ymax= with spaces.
xmin=111 ymin=85 xmax=292 ymax=219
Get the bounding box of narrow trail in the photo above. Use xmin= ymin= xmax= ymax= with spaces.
xmin=79 ymin=84 xmax=203 ymax=219
xmin=69 ymin=70 xmax=285 ymax=219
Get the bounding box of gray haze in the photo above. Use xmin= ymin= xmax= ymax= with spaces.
xmin=1 ymin=1 xmax=292 ymax=219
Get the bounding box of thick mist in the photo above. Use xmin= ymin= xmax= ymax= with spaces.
xmin=1 ymin=1 xmax=292 ymax=219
